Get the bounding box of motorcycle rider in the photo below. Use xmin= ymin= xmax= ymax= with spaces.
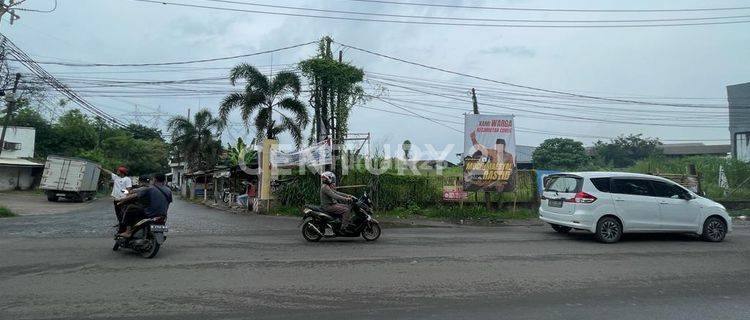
xmin=117 ymin=173 xmax=173 ymax=238
xmin=319 ymin=171 xmax=356 ymax=230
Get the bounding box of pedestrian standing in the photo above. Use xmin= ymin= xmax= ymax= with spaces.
xmin=99 ymin=165 xmax=133 ymax=228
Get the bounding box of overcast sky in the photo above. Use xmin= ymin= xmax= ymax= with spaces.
xmin=5 ymin=0 xmax=750 ymax=160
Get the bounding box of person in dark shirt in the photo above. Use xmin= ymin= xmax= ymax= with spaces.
xmin=117 ymin=173 xmax=172 ymax=237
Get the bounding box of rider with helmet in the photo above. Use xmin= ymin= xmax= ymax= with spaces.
xmin=320 ymin=171 xmax=356 ymax=229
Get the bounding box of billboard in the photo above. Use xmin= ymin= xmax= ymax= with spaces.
xmin=270 ymin=140 xmax=332 ymax=168
xmin=463 ymin=114 xmax=516 ymax=192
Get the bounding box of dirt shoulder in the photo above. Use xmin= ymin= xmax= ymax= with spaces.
xmin=0 ymin=190 xmax=109 ymax=216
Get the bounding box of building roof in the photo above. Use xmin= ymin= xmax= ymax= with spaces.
xmin=0 ymin=158 xmax=44 ymax=167
xmin=516 ymin=145 xmax=536 ymax=164
xmin=410 ymin=159 xmax=457 ymax=167
xmin=658 ymin=143 xmax=730 ymax=156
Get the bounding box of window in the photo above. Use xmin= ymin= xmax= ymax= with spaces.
xmin=735 ymin=132 xmax=750 ymax=161
xmin=611 ymin=179 xmax=654 ymax=196
xmin=2 ymin=141 xmax=21 ymax=151
xmin=544 ymin=175 xmax=582 ymax=193
xmin=650 ymin=180 xmax=689 ymax=198
xmin=590 ymin=178 xmax=611 ymax=192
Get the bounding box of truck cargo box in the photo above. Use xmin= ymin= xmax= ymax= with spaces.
xmin=40 ymin=156 xmax=101 ymax=202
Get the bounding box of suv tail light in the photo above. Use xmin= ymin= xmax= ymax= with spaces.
xmin=566 ymin=192 xmax=597 ymax=203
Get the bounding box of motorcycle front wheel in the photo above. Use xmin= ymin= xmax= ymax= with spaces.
xmin=302 ymin=221 xmax=323 ymax=242
xmin=362 ymin=222 xmax=381 ymax=241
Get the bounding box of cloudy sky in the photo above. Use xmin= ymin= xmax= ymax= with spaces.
xmin=5 ymin=0 xmax=750 ymax=160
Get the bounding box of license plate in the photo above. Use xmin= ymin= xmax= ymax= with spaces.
xmin=548 ymin=199 xmax=563 ymax=208
xmin=151 ymin=225 xmax=168 ymax=232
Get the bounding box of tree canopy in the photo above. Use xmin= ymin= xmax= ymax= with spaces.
xmin=298 ymin=38 xmax=365 ymax=145
xmin=167 ymin=108 xmax=223 ymax=172
xmin=6 ymin=106 xmax=169 ymax=176
xmin=219 ymin=64 xmax=308 ymax=148
xmin=532 ymin=138 xmax=590 ymax=170
xmin=593 ymin=134 xmax=662 ymax=168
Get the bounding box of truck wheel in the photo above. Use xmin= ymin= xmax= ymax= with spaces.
xmin=46 ymin=192 xmax=58 ymax=202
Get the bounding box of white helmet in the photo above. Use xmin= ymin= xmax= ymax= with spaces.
xmin=321 ymin=171 xmax=336 ymax=185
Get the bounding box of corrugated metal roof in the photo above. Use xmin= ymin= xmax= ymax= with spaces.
xmin=658 ymin=143 xmax=730 ymax=156
xmin=0 ymin=158 xmax=44 ymax=167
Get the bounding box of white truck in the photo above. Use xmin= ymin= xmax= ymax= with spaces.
xmin=40 ymin=155 xmax=101 ymax=202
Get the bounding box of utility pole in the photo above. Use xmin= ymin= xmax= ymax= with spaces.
xmin=0 ymin=72 xmax=21 ymax=158
xmin=471 ymin=88 xmax=491 ymax=209
xmin=471 ymin=88 xmax=479 ymax=114
xmin=96 ymin=116 xmax=103 ymax=148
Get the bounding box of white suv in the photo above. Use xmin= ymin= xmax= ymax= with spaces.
xmin=538 ymin=172 xmax=732 ymax=243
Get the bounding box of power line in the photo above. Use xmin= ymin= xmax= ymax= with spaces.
xmin=338 ymin=41 xmax=734 ymax=110
xmin=199 ymin=0 xmax=750 ymax=24
xmin=346 ymin=0 xmax=750 ymax=13
xmin=361 ymin=100 xmax=729 ymax=142
xmin=368 ymin=78 xmax=730 ymax=128
xmin=15 ymin=0 xmax=57 ymax=13
xmin=127 ymin=0 xmax=750 ymax=28
xmin=2 ymin=34 xmax=127 ymax=127
xmin=9 ymin=41 xmax=317 ymax=67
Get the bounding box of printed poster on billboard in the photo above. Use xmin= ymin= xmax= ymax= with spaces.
xmin=463 ymin=114 xmax=516 ymax=192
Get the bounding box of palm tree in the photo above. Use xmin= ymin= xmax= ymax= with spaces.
xmin=219 ymin=64 xmax=308 ymax=148
xmin=227 ymin=137 xmax=257 ymax=166
xmin=167 ymin=109 xmax=223 ymax=171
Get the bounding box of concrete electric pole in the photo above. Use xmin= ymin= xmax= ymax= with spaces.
xmin=0 ymin=72 xmax=21 ymax=157
xmin=471 ymin=88 xmax=479 ymax=114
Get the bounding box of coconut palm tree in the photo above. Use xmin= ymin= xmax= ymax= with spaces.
xmin=219 ymin=64 xmax=308 ymax=148
xmin=167 ymin=109 xmax=223 ymax=171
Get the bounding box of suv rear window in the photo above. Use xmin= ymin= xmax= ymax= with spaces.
xmin=590 ymin=178 xmax=611 ymax=192
xmin=544 ymin=175 xmax=582 ymax=193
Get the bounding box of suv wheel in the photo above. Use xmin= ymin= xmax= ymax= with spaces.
xmin=551 ymin=224 xmax=572 ymax=234
xmin=701 ymin=216 xmax=727 ymax=242
xmin=595 ymin=216 xmax=622 ymax=243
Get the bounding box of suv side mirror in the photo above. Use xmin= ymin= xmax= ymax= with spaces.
xmin=680 ymin=193 xmax=693 ymax=200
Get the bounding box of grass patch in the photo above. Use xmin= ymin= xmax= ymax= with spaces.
xmin=273 ymin=204 xmax=537 ymax=221
xmin=381 ymin=205 xmax=537 ymax=221
xmin=271 ymin=205 xmax=302 ymax=217
xmin=0 ymin=206 xmax=16 ymax=218
xmin=728 ymin=209 xmax=750 ymax=217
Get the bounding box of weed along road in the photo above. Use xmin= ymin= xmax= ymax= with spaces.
xmin=1 ymin=196 xmax=749 ymax=319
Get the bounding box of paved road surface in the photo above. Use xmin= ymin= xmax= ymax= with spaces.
xmin=1 ymin=196 xmax=749 ymax=319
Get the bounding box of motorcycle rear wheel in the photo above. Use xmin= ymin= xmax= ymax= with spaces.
xmin=302 ymin=221 xmax=323 ymax=242
xmin=362 ymin=222 xmax=381 ymax=241
xmin=140 ymin=237 xmax=160 ymax=258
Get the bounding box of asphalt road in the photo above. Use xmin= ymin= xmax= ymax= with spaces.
xmin=1 ymin=195 xmax=749 ymax=320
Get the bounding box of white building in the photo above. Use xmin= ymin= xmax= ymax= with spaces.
xmin=0 ymin=126 xmax=44 ymax=191
xmin=168 ymin=161 xmax=186 ymax=190
xmin=728 ymin=82 xmax=750 ymax=161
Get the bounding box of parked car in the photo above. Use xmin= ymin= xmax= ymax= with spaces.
xmin=538 ymin=172 xmax=731 ymax=243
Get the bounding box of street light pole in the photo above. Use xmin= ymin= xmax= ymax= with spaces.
xmin=0 ymin=72 xmax=21 ymax=158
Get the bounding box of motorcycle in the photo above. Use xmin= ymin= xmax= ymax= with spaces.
xmin=300 ymin=192 xmax=382 ymax=242
xmin=112 ymin=189 xmax=168 ymax=258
